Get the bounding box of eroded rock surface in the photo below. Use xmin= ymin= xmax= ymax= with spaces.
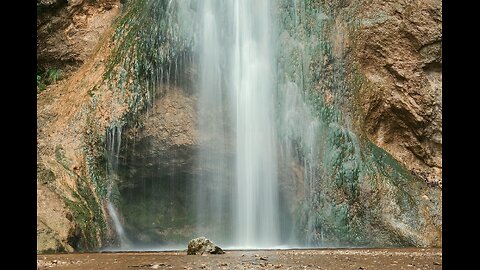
xmin=37 ymin=0 xmax=121 ymax=76
xmin=354 ymin=0 xmax=442 ymax=184
xmin=37 ymin=0 xmax=124 ymax=253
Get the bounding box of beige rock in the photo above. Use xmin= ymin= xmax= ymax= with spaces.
xmin=353 ymin=0 xmax=442 ymax=184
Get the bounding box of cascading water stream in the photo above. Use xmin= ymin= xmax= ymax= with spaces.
xmin=105 ymin=125 xmax=132 ymax=249
xmin=107 ymin=201 xmax=131 ymax=247
xmin=92 ymin=0 xmax=441 ymax=252
xmin=232 ymin=0 xmax=279 ymax=248
xmin=195 ymin=0 xmax=280 ymax=248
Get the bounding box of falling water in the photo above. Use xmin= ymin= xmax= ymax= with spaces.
xmin=105 ymin=0 xmax=326 ymax=250
xmin=96 ymin=0 xmax=437 ymax=251
xmin=194 ymin=0 xmax=233 ymax=244
xmin=195 ymin=0 xmax=280 ymax=248
xmin=105 ymin=125 xmax=131 ymax=248
xmin=232 ymin=0 xmax=279 ymax=248
xmin=107 ymin=201 xmax=131 ymax=247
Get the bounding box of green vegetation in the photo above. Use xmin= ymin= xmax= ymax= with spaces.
xmin=37 ymin=68 xmax=62 ymax=92
xmin=37 ymin=163 xmax=56 ymax=185
xmin=52 ymin=144 xmax=107 ymax=250
xmin=103 ymin=0 xmax=194 ymax=126
xmin=37 ymin=74 xmax=46 ymax=92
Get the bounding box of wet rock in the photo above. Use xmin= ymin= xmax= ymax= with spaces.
xmin=187 ymin=237 xmax=224 ymax=255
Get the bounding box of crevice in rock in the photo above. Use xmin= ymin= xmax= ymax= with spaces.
xmin=422 ymin=61 xmax=442 ymax=73
xmin=384 ymin=64 xmax=406 ymax=82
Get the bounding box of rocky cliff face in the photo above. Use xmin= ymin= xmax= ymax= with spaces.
xmin=275 ymin=0 xmax=441 ymax=247
xmin=354 ymin=0 xmax=442 ymax=186
xmin=113 ymin=88 xmax=200 ymax=245
xmin=37 ymin=0 xmax=121 ymax=77
xmin=37 ymin=0 xmax=124 ymax=252
xmin=37 ymin=0 xmax=195 ymax=252
xmin=37 ymin=0 xmax=442 ymax=252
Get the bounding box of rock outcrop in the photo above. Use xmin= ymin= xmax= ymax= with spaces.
xmin=276 ymin=0 xmax=442 ymax=247
xmin=37 ymin=0 xmax=195 ymax=252
xmin=354 ymin=0 xmax=442 ymax=185
xmin=187 ymin=237 xmax=224 ymax=255
xmin=37 ymin=0 xmax=121 ymax=77
xmin=110 ymin=87 xmax=199 ymax=245
xmin=121 ymin=87 xmax=198 ymax=178
xmin=37 ymin=0 xmax=123 ymax=253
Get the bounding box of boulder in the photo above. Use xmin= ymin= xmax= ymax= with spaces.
xmin=187 ymin=237 xmax=224 ymax=255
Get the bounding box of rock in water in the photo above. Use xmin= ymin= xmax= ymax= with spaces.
xmin=187 ymin=237 xmax=224 ymax=255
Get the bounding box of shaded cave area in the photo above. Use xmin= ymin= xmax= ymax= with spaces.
xmin=115 ymin=141 xmax=198 ymax=246
xmin=105 ymin=83 xmax=202 ymax=246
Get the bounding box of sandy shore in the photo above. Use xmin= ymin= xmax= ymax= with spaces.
xmin=37 ymin=248 xmax=442 ymax=270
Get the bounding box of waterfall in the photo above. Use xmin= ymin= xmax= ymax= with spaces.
xmin=105 ymin=125 xmax=131 ymax=248
xmin=195 ymin=0 xmax=280 ymax=248
xmin=95 ymin=0 xmax=441 ymax=251
xmin=105 ymin=0 xmax=324 ymax=249
xmin=232 ymin=0 xmax=279 ymax=248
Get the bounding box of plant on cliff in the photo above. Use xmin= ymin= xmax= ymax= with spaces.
xmin=37 ymin=69 xmax=63 ymax=92
xmin=37 ymin=74 xmax=46 ymax=92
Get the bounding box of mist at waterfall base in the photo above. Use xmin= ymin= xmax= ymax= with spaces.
xmin=103 ymin=0 xmax=330 ymax=251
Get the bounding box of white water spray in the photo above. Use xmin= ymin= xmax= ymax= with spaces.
xmin=232 ymin=0 xmax=279 ymax=248
xmin=196 ymin=0 xmax=280 ymax=248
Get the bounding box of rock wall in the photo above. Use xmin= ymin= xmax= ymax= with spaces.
xmin=37 ymin=0 xmax=123 ymax=253
xmin=114 ymin=88 xmax=200 ymax=244
xmin=354 ymin=0 xmax=442 ymax=185
xmin=37 ymin=0 xmax=195 ymax=252
xmin=37 ymin=0 xmax=442 ymax=252
xmin=37 ymin=0 xmax=121 ymax=76
xmin=275 ymin=0 xmax=441 ymax=247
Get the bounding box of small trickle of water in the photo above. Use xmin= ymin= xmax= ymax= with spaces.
xmin=105 ymin=125 xmax=131 ymax=248
xmin=107 ymin=202 xmax=131 ymax=248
